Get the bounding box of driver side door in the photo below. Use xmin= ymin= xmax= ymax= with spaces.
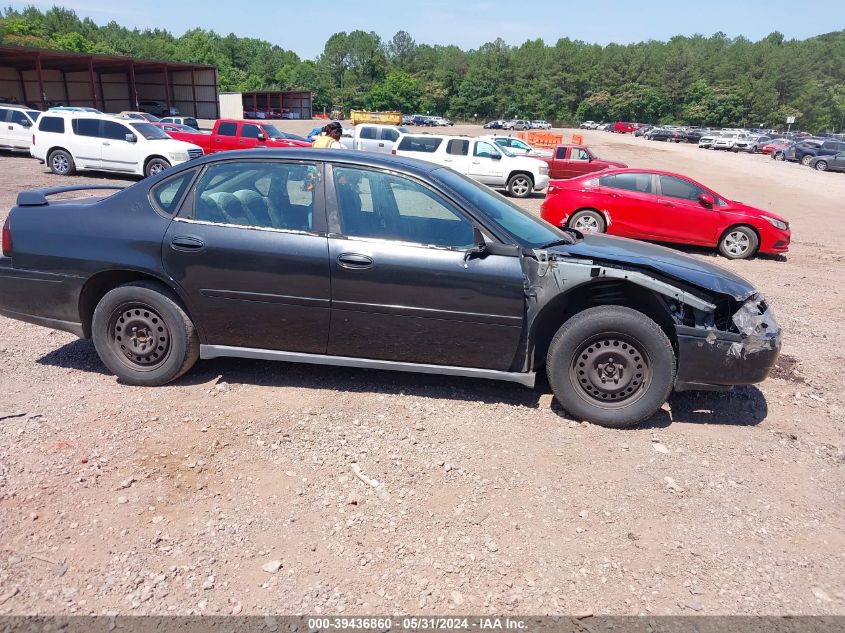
xmin=467 ymin=140 xmax=505 ymax=185
xmin=325 ymin=164 xmax=525 ymax=370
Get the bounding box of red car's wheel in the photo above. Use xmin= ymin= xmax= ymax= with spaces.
xmin=568 ymin=210 xmax=606 ymax=233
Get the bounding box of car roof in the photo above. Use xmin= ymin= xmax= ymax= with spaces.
xmin=0 ymin=103 xmax=38 ymax=110
xmin=574 ymin=167 xmax=706 ymax=182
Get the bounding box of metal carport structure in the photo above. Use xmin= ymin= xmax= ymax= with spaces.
xmin=0 ymin=45 xmax=219 ymax=118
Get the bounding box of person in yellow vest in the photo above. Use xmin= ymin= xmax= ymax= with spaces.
xmin=312 ymin=121 xmax=344 ymax=148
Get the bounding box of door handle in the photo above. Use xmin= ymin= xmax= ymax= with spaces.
xmin=337 ymin=253 xmax=374 ymax=269
xmin=170 ymin=236 xmax=205 ymax=252
xmin=659 ymin=201 xmax=674 ymax=207
xmin=609 ymin=193 xmax=621 ymax=198
xmin=443 ymin=158 xmax=453 ymax=162
xmin=378 ymin=142 xmax=384 ymax=147
xmin=102 ymin=142 xmax=110 ymax=146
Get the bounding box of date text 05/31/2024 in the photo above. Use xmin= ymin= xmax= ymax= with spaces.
xmin=306 ymin=618 xmax=528 ymax=630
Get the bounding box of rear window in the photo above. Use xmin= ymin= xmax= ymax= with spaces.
xmin=73 ymin=119 xmax=100 ymax=137
xmin=38 ymin=116 xmax=65 ymax=133
xmin=446 ymin=139 xmax=469 ymax=156
xmin=397 ymin=136 xmax=442 ymax=153
xmin=151 ymin=169 xmax=196 ymax=216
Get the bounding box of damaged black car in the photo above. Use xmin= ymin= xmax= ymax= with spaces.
xmin=0 ymin=150 xmax=781 ymax=428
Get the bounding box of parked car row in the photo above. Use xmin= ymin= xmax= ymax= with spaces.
xmin=484 ymin=119 xmax=553 ymax=130
xmin=401 ymin=114 xmax=452 ymax=127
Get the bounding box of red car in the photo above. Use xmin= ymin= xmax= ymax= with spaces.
xmin=540 ymin=169 xmax=790 ymax=259
xmin=613 ymin=121 xmax=638 ymax=134
xmin=761 ymin=140 xmax=790 ymax=155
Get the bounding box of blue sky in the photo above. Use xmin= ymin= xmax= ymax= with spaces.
xmin=9 ymin=0 xmax=845 ymax=59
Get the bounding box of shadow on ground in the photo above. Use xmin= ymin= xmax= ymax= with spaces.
xmin=39 ymin=339 xmax=769 ymax=428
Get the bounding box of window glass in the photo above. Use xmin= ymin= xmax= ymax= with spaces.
xmin=26 ymin=110 xmax=40 ymax=122
xmin=241 ymin=124 xmax=262 ymax=139
xmin=610 ymin=173 xmax=653 ymax=194
xmin=217 ymin=122 xmax=237 ymax=137
xmin=446 ymin=139 xmax=469 ymax=156
xmin=571 ymin=149 xmax=590 ymax=161
xmin=38 ymin=116 xmax=64 ymax=133
xmin=102 ymin=120 xmax=131 ymax=140
xmin=9 ymin=110 xmax=31 ymax=125
xmin=555 ymin=146 xmax=566 ymax=159
xmin=397 ymin=136 xmax=442 ymax=153
xmin=659 ymin=175 xmax=707 ymax=202
xmin=360 ymin=126 xmax=377 ymax=140
xmin=380 ymin=128 xmax=399 ymax=142
xmin=334 ymin=166 xmax=474 ymax=248
xmin=129 ymin=122 xmax=170 ymax=140
xmin=152 ymin=169 xmax=195 ymax=215
xmin=193 ymin=161 xmax=316 ymax=231
xmin=511 ymin=140 xmax=531 ymax=151
xmin=73 ymin=119 xmax=100 ymax=137
xmin=0 ymin=108 xmax=8 ymax=122
xmin=597 ymin=174 xmax=616 ymax=188
xmin=473 ymin=141 xmax=499 ymax=158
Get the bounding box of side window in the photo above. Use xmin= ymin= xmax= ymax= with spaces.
xmin=572 ymin=149 xmax=590 ymax=161
xmin=38 ymin=116 xmax=65 ymax=133
xmin=334 ymin=166 xmax=474 ymax=248
xmin=397 ymin=136 xmax=442 ymax=153
xmin=659 ymin=176 xmax=706 ymax=202
xmin=473 ymin=141 xmax=499 ymax=158
xmin=193 ymin=161 xmax=316 ymax=231
xmin=0 ymin=108 xmax=9 ymax=123
xmin=611 ymin=173 xmax=653 ymax=194
xmin=446 ymin=139 xmax=469 ymax=156
xmin=360 ymin=126 xmax=377 ymax=140
xmin=9 ymin=110 xmax=30 ymax=125
xmin=151 ymin=169 xmax=196 ymax=216
xmin=102 ymin=121 xmax=131 ymax=140
xmin=241 ymin=124 xmax=262 ymax=139
xmin=597 ymin=174 xmax=616 ymax=188
xmin=73 ymin=119 xmax=100 ymax=137
xmin=380 ymin=128 xmax=399 ymax=142
xmin=217 ymin=122 xmax=237 ymax=137
xmin=555 ymin=146 xmax=566 ymax=159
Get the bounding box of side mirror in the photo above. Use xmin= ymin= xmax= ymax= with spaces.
xmin=125 ymin=133 xmax=137 ymax=143
xmin=257 ymin=132 xmax=266 ymax=141
xmin=698 ymin=193 xmax=714 ymax=208
xmin=464 ymin=227 xmax=487 ymax=267
xmin=588 ymin=155 xmax=593 ymax=162
xmin=21 ymin=120 xmax=32 ymax=128
xmin=490 ymin=153 xmax=502 ymax=160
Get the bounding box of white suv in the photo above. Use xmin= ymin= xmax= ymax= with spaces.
xmin=713 ymin=131 xmax=748 ymax=151
xmin=392 ymin=134 xmax=549 ymax=198
xmin=31 ymin=111 xmax=203 ymax=177
xmin=0 ymin=103 xmax=41 ymax=151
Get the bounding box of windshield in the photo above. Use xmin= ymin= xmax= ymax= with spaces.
xmin=129 ymin=122 xmax=170 ymax=140
xmin=433 ymin=168 xmax=572 ymax=248
xmin=261 ymin=124 xmax=284 ymax=139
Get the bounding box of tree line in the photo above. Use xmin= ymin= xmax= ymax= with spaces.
xmin=2 ymin=6 xmax=844 ymax=132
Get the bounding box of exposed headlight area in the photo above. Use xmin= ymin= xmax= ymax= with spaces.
xmin=168 ymin=152 xmax=188 ymax=162
xmin=538 ymin=165 xmax=549 ymax=175
xmin=762 ymin=216 xmax=789 ymax=230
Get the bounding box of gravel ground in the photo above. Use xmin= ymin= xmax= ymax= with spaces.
xmin=0 ymin=125 xmax=843 ymax=616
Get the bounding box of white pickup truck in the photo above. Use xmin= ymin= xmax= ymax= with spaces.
xmin=349 ymin=124 xmax=407 ymax=154
xmin=392 ymin=133 xmax=549 ymax=198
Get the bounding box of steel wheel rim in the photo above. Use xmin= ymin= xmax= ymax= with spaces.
xmin=569 ymin=334 xmax=652 ymax=409
xmin=723 ymin=231 xmax=750 ymax=256
xmin=149 ymin=162 xmax=166 ymax=175
xmin=573 ymin=214 xmax=601 ymax=232
xmin=801 ymin=156 xmax=812 ymax=166
xmin=107 ymin=303 xmax=171 ymax=371
xmin=816 ymin=162 xmax=827 ymax=171
xmin=511 ymin=177 xmax=530 ymax=196
xmin=52 ymin=154 xmax=68 ymax=173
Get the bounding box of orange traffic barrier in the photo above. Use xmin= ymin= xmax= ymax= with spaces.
xmin=516 ymin=131 xmax=563 ymax=148
xmin=572 ymin=134 xmax=583 ymax=144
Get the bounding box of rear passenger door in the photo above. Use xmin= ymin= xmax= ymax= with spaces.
xmin=211 ymin=121 xmax=238 ymax=152
xmin=595 ymin=173 xmax=659 ymax=238
xmin=162 ymin=160 xmax=332 ymax=353
xmin=70 ymin=118 xmax=104 ymax=169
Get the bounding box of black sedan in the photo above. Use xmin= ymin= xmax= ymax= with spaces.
xmin=0 ymin=150 xmax=782 ymax=428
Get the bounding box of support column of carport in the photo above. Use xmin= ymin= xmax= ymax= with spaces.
xmin=163 ymin=66 xmax=172 ymax=114
xmin=190 ymin=69 xmax=198 ymax=118
xmin=35 ymin=53 xmax=46 ymax=110
xmin=87 ymin=57 xmax=98 ymax=110
xmin=128 ymin=61 xmax=138 ymax=111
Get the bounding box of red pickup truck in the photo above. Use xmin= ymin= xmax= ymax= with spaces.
xmin=161 ymin=119 xmax=310 ymax=154
xmin=538 ymin=145 xmax=627 ymax=179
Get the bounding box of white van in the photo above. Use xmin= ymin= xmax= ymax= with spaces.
xmin=350 ymin=124 xmax=408 ymax=154
xmin=392 ymin=133 xmax=549 ymax=198
xmin=0 ymin=104 xmax=41 ymax=151
xmin=31 ymin=111 xmax=203 ymax=177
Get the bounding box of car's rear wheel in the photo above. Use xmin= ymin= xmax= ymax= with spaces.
xmin=546 ymin=306 xmax=675 ymax=428
xmin=718 ymin=225 xmax=759 ymax=259
xmin=568 ymin=210 xmax=606 ymax=233
xmin=48 ymin=149 xmax=75 ymax=176
xmin=145 ymin=157 xmax=171 ymax=178
xmin=814 ymin=160 xmax=829 ymax=171
xmin=507 ymin=173 xmax=534 ymax=198
xmin=92 ymin=281 xmax=199 ymax=386
xmin=801 ymin=155 xmax=813 ymax=166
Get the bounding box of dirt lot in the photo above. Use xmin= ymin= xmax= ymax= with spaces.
xmin=0 ymin=125 xmax=843 ymax=616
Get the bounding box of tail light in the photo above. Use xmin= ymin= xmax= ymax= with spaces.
xmin=391 ymin=149 xmax=396 ymax=155
xmin=1 ymin=215 xmax=11 ymax=257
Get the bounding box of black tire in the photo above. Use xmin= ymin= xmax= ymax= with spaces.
xmin=144 ymin=157 xmax=171 ymax=178
xmin=800 ymin=155 xmax=813 ymax=167
xmin=48 ymin=149 xmax=75 ymax=176
xmin=546 ymin=306 xmax=675 ymax=428
xmin=774 ymin=152 xmax=786 ymax=161
xmin=506 ymin=173 xmax=534 ymax=198
xmin=814 ymin=160 xmax=828 ymax=171
xmin=568 ymin=209 xmax=606 ymax=233
xmin=92 ymin=281 xmax=199 ymax=386
xmin=718 ymin=225 xmax=759 ymax=259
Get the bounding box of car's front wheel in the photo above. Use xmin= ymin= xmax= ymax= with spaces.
xmin=92 ymin=281 xmax=199 ymax=386
xmin=568 ymin=209 xmax=606 ymax=233
xmin=718 ymin=225 xmax=759 ymax=259
xmin=801 ymin=155 xmax=813 ymax=166
xmin=546 ymin=306 xmax=676 ymax=428
xmin=145 ymin=157 xmax=171 ymax=178
xmin=506 ymin=173 xmax=534 ymax=198
xmin=814 ymin=160 xmax=829 ymax=171
xmin=774 ymin=152 xmax=786 ymax=161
